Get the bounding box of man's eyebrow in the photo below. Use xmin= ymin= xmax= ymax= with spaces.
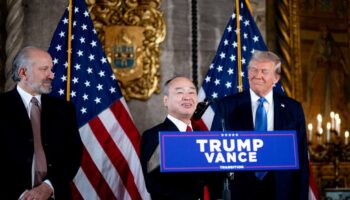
xmin=174 ymin=87 xmax=196 ymax=90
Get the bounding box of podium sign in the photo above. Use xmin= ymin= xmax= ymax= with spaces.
xmin=159 ymin=131 xmax=299 ymax=172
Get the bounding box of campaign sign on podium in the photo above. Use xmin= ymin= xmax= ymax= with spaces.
xmin=159 ymin=131 xmax=299 ymax=172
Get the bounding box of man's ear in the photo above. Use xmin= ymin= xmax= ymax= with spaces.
xmin=273 ymin=74 xmax=280 ymax=84
xmin=18 ymin=68 xmax=27 ymax=80
xmin=163 ymin=96 xmax=168 ymax=107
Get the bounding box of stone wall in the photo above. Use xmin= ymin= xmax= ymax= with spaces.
xmin=1 ymin=0 xmax=265 ymax=134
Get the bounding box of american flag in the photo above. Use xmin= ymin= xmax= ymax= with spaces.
xmin=48 ymin=0 xmax=150 ymax=199
xmin=195 ymin=0 xmax=284 ymax=131
xmin=193 ymin=0 xmax=318 ymax=199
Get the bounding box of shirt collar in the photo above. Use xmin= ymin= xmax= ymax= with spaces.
xmin=17 ymin=85 xmax=42 ymax=108
xmin=167 ymin=114 xmax=192 ymax=132
xmin=249 ymin=89 xmax=273 ymax=104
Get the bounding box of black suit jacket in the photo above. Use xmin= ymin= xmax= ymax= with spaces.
xmin=140 ymin=118 xmax=205 ymax=200
xmin=211 ymin=91 xmax=309 ymax=200
xmin=0 ymin=88 xmax=83 ymax=200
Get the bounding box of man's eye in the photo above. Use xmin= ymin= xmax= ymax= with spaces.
xmin=262 ymin=70 xmax=270 ymax=74
xmin=251 ymin=68 xmax=258 ymax=73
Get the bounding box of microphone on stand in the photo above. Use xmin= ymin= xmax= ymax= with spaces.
xmin=221 ymin=116 xmax=233 ymax=200
xmin=192 ymin=98 xmax=233 ymax=200
xmin=192 ymin=98 xmax=213 ymax=120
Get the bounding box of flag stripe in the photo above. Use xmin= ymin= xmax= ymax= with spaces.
xmin=80 ymin=147 xmax=117 ymax=200
xmin=107 ymin=101 xmax=149 ymax=199
xmin=70 ymin=181 xmax=84 ymax=200
xmin=79 ymin=123 xmax=128 ymax=199
xmin=308 ymin=161 xmax=318 ymax=200
xmin=74 ymin=167 xmax=102 ymax=200
xmin=110 ymin=100 xmax=141 ymax=154
xmin=89 ymin=115 xmax=142 ymax=200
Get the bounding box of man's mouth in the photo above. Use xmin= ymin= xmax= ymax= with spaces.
xmin=182 ymin=103 xmax=193 ymax=108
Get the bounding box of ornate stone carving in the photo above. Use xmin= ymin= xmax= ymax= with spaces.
xmin=86 ymin=0 xmax=165 ymax=100
xmin=5 ymin=0 xmax=24 ymax=91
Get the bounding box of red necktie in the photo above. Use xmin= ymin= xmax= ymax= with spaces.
xmin=30 ymin=97 xmax=47 ymax=186
xmin=186 ymin=125 xmax=210 ymax=200
xmin=204 ymin=185 xmax=210 ymax=200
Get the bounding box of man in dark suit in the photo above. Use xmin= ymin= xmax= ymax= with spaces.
xmin=212 ymin=50 xmax=309 ymax=200
xmin=140 ymin=76 xmax=206 ymax=200
xmin=0 ymin=46 xmax=83 ymax=199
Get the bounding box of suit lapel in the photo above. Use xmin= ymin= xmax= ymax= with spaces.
xmin=162 ymin=118 xmax=180 ymax=131
xmin=11 ymin=89 xmax=32 ymax=129
xmin=7 ymin=89 xmax=33 ymax=140
xmin=147 ymin=118 xmax=179 ymax=173
xmin=240 ymin=91 xmax=254 ymax=130
xmin=273 ymin=93 xmax=286 ymax=130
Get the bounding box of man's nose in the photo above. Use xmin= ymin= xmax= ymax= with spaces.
xmin=48 ymin=71 xmax=54 ymax=79
xmin=182 ymin=94 xmax=191 ymax=100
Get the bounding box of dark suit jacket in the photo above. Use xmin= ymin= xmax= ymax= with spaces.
xmin=0 ymin=88 xmax=83 ymax=200
xmin=140 ymin=118 xmax=205 ymax=200
xmin=211 ymin=91 xmax=309 ymax=200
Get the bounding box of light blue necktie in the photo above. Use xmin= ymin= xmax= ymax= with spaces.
xmin=255 ymin=97 xmax=267 ymax=180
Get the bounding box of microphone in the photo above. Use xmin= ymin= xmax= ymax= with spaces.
xmin=222 ymin=178 xmax=231 ymax=200
xmin=192 ymin=98 xmax=213 ymax=120
xmin=221 ymin=113 xmax=233 ymax=200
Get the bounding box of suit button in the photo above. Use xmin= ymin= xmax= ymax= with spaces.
xmin=28 ymin=139 xmax=33 ymax=143
xmin=48 ymin=163 xmax=52 ymax=167
xmin=44 ymin=143 xmax=48 ymax=146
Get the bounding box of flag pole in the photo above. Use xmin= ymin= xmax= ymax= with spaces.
xmin=245 ymin=0 xmax=253 ymax=15
xmin=66 ymin=0 xmax=73 ymax=101
xmin=235 ymin=0 xmax=242 ymax=93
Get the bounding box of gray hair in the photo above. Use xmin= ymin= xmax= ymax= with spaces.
xmin=12 ymin=46 xmax=41 ymax=81
xmin=248 ymin=50 xmax=281 ymax=75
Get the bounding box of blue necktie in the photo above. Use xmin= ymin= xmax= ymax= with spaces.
xmin=255 ymin=97 xmax=267 ymax=131
xmin=255 ymin=97 xmax=267 ymax=180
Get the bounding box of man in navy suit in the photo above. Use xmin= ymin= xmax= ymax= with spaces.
xmin=0 ymin=46 xmax=82 ymax=199
xmin=212 ymin=50 xmax=309 ymax=200
xmin=140 ymin=76 xmax=207 ymax=200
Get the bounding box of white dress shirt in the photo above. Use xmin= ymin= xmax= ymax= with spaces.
xmin=167 ymin=114 xmax=192 ymax=132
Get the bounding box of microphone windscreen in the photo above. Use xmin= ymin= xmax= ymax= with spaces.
xmin=192 ymin=101 xmax=210 ymax=120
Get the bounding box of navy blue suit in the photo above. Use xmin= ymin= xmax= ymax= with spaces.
xmin=211 ymin=91 xmax=309 ymax=200
xmin=0 ymin=88 xmax=83 ymax=200
xmin=140 ymin=118 xmax=205 ymax=200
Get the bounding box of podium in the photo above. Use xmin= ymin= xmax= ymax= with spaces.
xmin=159 ymin=131 xmax=299 ymax=172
